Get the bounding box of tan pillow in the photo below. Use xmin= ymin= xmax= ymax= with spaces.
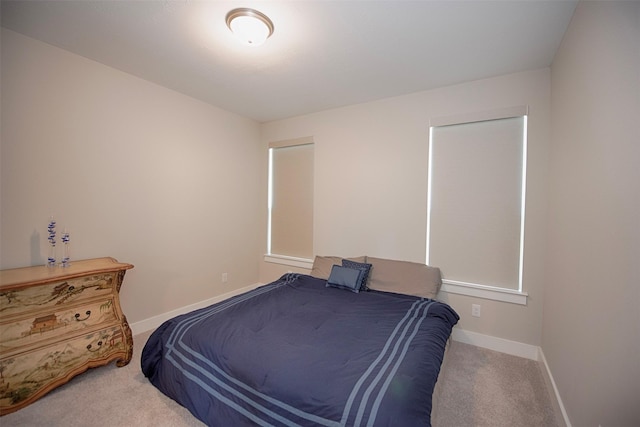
xmin=366 ymin=257 xmax=442 ymax=299
xmin=310 ymin=255 xmax=366 ymax=280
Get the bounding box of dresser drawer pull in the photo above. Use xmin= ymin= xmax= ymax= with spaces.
xmin=74 ymin=310 xmax=91 ymax=321
xmin=86 ymin=340 xmax=103 ymax=352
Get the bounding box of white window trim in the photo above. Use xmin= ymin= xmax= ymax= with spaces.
xmin=428 ymin=105 xmax=529 ymax=305
xmin=440 ymin=280 xmax=528 ymax=305
xmin=264 ymin=254 xmax=314 ymax=270
xmin=267 ymin=136 xmax=314 ymax=259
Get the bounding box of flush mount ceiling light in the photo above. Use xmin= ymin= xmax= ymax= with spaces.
xmin=226 ymin=8 xmax=274 ymax=46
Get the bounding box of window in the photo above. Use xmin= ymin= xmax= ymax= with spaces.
xmin=427 ymin=106 xmax=528 ymax=304
xmin=266 ymin=137 xmax=314 ymax=268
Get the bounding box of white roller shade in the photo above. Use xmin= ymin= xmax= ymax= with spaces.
xmin=269 ymin=139 xmax=314 ymax=259
xmin=428 ymin=112 xmax=526 ymax=291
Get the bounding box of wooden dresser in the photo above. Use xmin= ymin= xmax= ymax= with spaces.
xmin=0 ymin=257 xmax=133 ymax=415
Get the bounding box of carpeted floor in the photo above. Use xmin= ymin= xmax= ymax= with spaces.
xmin=2 ymin=330 xmax=558 ymax=426
xmin=432 ymin=341 xmax=558 ymax=427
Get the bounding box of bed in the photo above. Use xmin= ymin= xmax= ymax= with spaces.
xmin=141 ymin=256 xmax=459 ymax=426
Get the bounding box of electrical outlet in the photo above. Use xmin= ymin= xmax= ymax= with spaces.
xmin=472 ymin=304 xmax=481 ymax=317
xmin=222 ymin=273 xmax=228 ymax=283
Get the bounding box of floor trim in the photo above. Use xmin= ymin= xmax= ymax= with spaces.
xmin=451 ymin=327 xmax=540 ymax=360
xmin=538 ymin=347 xmax=572 ymax=427
xmin=130 ymin=283 xmax=261 ymax=335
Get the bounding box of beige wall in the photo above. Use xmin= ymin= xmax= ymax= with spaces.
xmin=0 ymin=29 xmax=263 ymax=324
xmin=545 ymin=2 xmax=640 ymax=425
xmin=259 ymin=68 xmax=551 ymax=347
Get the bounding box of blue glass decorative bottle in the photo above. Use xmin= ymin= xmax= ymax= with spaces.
xmin=61 ymin=230 xmax=71 ymax=267
xmin=47 ymin=216 xmax=57 ymax=267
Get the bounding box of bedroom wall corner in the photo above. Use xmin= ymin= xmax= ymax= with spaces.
xmin=1 ymin=28 xmax=264 ymax=326
xmin=544 ymin=1 xmax=640 ymax=426
xmin=538 ymin=347 xmax=571 ymax=427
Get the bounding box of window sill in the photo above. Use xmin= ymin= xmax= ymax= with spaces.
xmin=440 ymin=280 xmax=528 ymax=305
xmin=264 ymin=254 xmax=314 ymax=270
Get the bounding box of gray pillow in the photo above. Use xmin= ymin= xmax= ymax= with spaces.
xmin=326 ymin=265 xmax=362 ymax=293
xmin=366 ymin=257 xmax=442 ymax=299
xmin=342 ymin=259 xmax=372 ymax=291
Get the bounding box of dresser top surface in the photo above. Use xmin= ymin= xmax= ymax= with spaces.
xmin=0 ymin=257 xmax=133 ymax=288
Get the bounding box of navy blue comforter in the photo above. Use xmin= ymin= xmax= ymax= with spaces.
xmin=141 ymin=274 xmax=459 ymax=427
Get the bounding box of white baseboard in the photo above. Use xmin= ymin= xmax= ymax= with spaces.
xmin=538 ymin=347 xmax=572 ymax=427
xmin=451 ymin=328 xmax=571 ymax=427
xmin=451 ymin=328 xmax=540 ymax=360
xmin=130 ymin=282 xmax=261 ymax=335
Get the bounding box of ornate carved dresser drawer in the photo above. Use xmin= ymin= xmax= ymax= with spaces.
xmin=0 ymin=257 xmax=133 ymax=415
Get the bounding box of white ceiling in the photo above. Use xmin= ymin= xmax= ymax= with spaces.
xmin=1 ymin=0 xmax=577 ymax=122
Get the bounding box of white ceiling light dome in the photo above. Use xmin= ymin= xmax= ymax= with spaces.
xmin=226 ymin=8 xmax=274 ymax=46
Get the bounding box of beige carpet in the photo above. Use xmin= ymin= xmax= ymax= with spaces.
xmin=432 ymin=341 xmax=558 ymax=427
xmin=2 ymin=331 xmax=558 ymax=426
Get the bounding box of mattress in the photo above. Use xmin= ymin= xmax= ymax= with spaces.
xmin=142 ymin=273 xmax=459 ymax=426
